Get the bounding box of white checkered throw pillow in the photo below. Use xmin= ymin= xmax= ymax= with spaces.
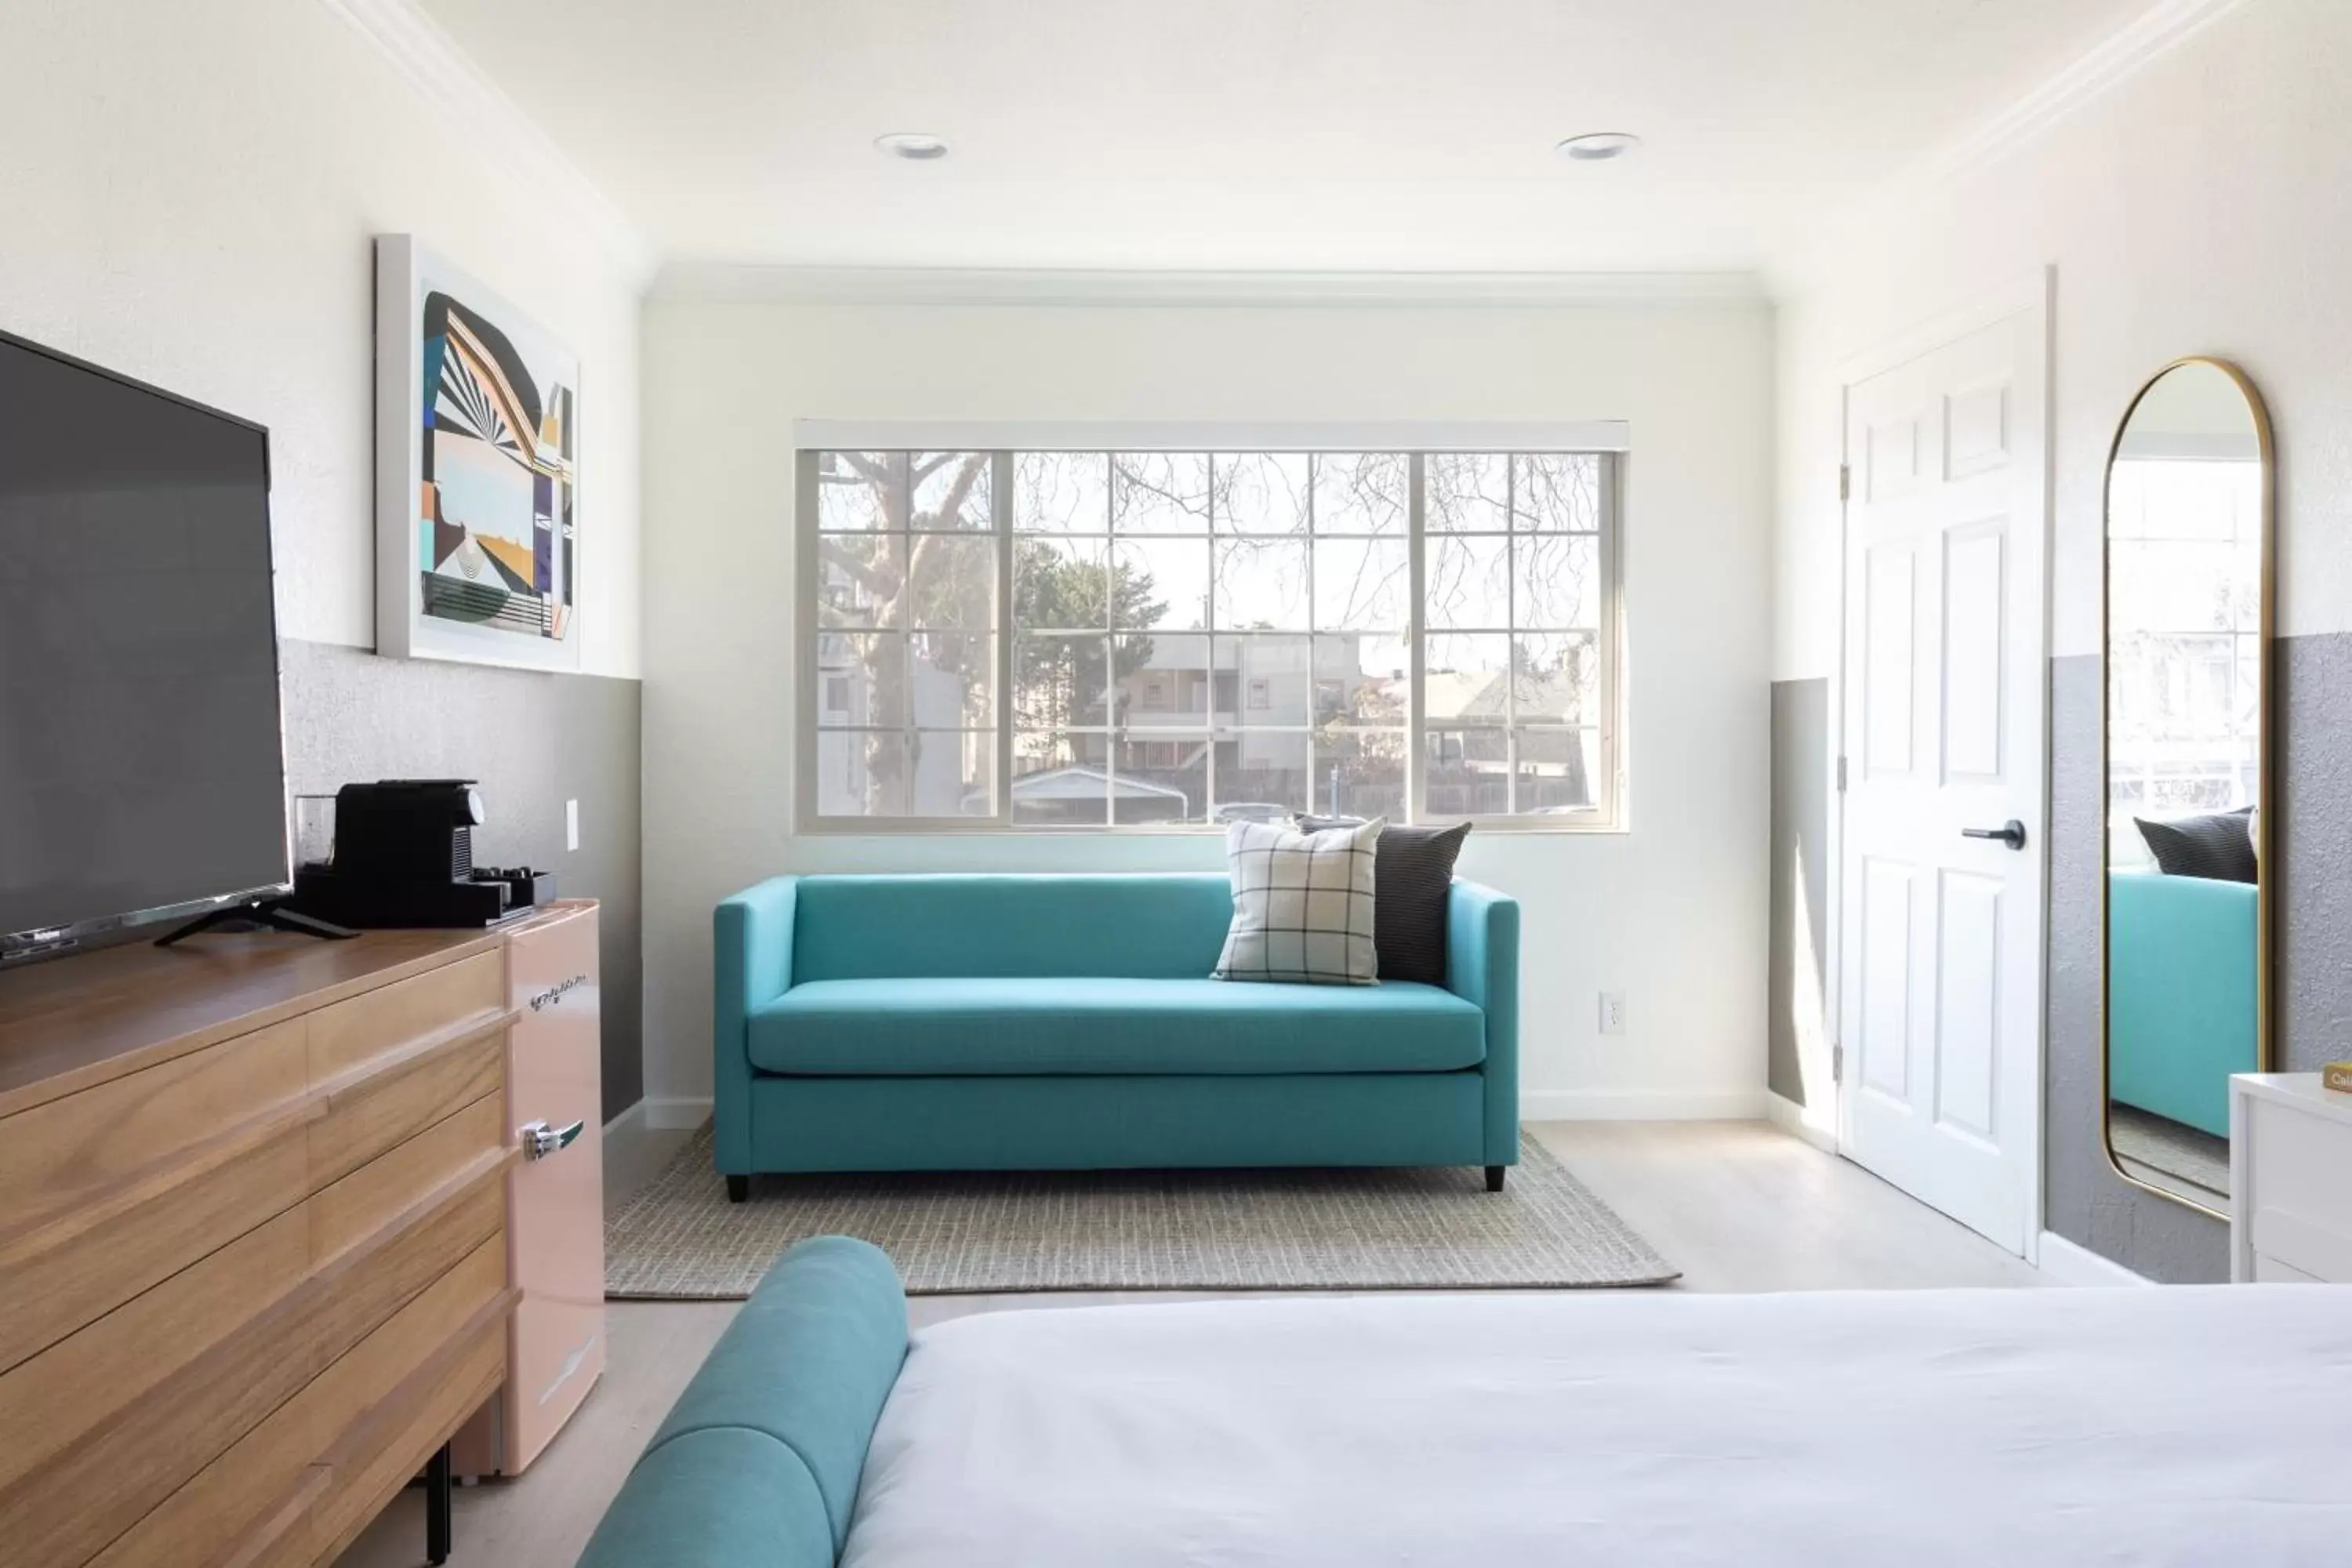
xmin=1211 ymin=816 xmax=1384 ymax=985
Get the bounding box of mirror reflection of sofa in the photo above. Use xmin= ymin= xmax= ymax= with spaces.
xmin=2107 ymin=869 xmax=2259 ymax=1138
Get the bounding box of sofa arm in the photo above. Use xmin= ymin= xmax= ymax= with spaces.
xmin=1446 ymin=880 xmax=1521 ymax=1167
xmin=714 ymin=877 xmax=799 ymax=1174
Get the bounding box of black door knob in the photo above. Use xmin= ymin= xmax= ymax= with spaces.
xmin=1962 ymin=819 xmax=2028 ymax=851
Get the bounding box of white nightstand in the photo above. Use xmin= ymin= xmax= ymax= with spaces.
xmin=2230 ymin=1073 xmax=2352 ymax=1283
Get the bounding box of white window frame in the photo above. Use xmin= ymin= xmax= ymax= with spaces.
xmin=795 ymin=423 xmax=1627 ymax=835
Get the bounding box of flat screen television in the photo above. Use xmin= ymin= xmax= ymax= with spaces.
xmin=0 ymin=328 xmax=289 ymax=959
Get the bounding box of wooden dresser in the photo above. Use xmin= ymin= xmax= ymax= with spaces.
xmin=0 ymin=927 xmax=528 ymax=1568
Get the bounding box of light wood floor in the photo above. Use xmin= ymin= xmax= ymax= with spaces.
xmin=339 ymin=1120 xmax=2044 ymax=1568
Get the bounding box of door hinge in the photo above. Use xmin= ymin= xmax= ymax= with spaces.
xmin=1838 ymin=464 xmax=1852 ymax=503
xmin=1835 ymin=755 xmax=1848 ymax=793
xmin=1833 ymin=1044 xmax=1846 ymax=1082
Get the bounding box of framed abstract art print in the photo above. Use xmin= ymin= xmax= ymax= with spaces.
xmin=375 ymin=234 xmax=581 ymax=670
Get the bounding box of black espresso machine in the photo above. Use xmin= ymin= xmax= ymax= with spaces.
xmin=292 ymin=780 xmax=554 ymax=928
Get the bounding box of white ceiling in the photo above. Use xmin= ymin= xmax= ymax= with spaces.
xmin=416 ymin=0 xmax=2155 ymax=274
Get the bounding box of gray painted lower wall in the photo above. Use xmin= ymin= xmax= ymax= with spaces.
xmin=1769 ymin=678 xmax=1829 ymax=1107
xmin=278 ymin=639 xmax=644 ymax=1119
xmin=2046 ymin=634 xmax=2352 ymax=1282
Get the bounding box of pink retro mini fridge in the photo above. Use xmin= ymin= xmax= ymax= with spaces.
xmin=453 ymin=899 xmax=606 ymax=1476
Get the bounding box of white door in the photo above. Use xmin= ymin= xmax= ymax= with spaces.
xmin=1839 ymin=302 xmax=2047 ymax=1256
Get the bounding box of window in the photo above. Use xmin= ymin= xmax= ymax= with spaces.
xmin=799 ymin=445 xmax=1620 ymax=829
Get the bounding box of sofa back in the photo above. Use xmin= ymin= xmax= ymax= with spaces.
xmin=792 ymin=873 xmax=1234 ymax=982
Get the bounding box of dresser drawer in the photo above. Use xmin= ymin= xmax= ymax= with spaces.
xmin=2244 ymin=1094 xmax=2352 ymax=1282
xmin=0 ymin=1018 xmax=308 ymax=1231
xmin=0 ymin=1112 xmax=312 ymax=1375
xmin=310 ymin=1026 xmax=506 ymax=1191
xmin=0 ymin=1167 xmax=506 ymax=1568
xmin=85 ymin=1234 xmax=510 ymax=1568
xmin=307 ymin=950 xmax=505 ymax=1083
xmin=310 ymin=1316 xmax=508 ymax=1563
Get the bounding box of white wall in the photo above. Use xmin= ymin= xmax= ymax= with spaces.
xmin=1 ymin=0 xmax=647 ymax=677
xmin=641 ymin=286 xmax=1774 ymax=1123
xmin=1773 ymin=0 xmax=2352 ymax=677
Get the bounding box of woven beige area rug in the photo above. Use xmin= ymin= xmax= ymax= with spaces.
xmin=606 ymin=1129 xmax=1678 ymax=1298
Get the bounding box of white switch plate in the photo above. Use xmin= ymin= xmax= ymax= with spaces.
xmin=1599 ymin=993 xmax=1626 ymax=1036
xmin=565 ymin=799 xmax=579 ymax=852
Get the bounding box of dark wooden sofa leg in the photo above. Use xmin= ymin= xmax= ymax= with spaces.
xmin=1485 ymin=1165 xmax=1507 ymax=1193
xmin=728 ymin=1174 xmax=750 ymax=1203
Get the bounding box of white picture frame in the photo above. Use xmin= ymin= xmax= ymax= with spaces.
xmin=375 ymin=234 xmax=582 ymax=671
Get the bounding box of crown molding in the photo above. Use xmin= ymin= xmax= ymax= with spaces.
xmin=317 ymin=0 xmax=659 ymax=287
xmin=650 ymin=262 xmax=1769 ymax=309
xmin=1904 ymin=0 xmax=2252 ymax=190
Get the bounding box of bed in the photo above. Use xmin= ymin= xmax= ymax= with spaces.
xmin=580 ymin=1239 xmax=2352 ymax=1567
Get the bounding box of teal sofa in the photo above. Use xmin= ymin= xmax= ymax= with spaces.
xmin=577 ymin=1236 xmax=906 ymax=1568
xmin=713 ymin=873 xmax=1520 ymax=1192
xmin=2108 ymin=869 xmax=2259 ymax=1138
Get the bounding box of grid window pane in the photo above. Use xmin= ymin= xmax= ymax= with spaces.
xmin=1428 ymin=534 xmax=1510 ymax=629
xmin=1316 ymin=634 xmax=1406 ymax=726
xmin=1314 ymin=537 xmax=1410 ymax=631
xmin=1513 ymin=729 xmax=1600 ymax=814
xmin=815 ymin=532 xmax=906 ymax=627
xmin=1425 ymin=633 xmax=1509 ymax=726
xmin=815 ymin=633 xmax=906 ymax=728
xmin=1014 ymin=535 xmax=1105 ymax=630
xmin=1513 ymin=632 xmax=1599 ymax=726
xmin=1426 ymin=453 xmax=1508 ymax=532
xmin=1114 ymin=734 xmax=1207 ymax=824
xmin=1112 ymin=536 xmax=1211 ymax=630
xmin=1514 ymin=533 xmax=1599 ymax=629
xmin=817 ymin=451 xmax=896 ymax=531
xmin=1315 ymin=729 xmax=1409 ymax=821
xmin=909 ymin=452 xmax=992 ymax=530
xmin=1113 ymin=453 xmax=1211 ymax=532
xmin=1014 ymin=633 xmax=1110 ymax=728
xmin=1425 ymin=727 xmax=1512 ymax=817
xmin=1015 ymin=452 xmax=1110 ymax=532
xmin=1216 ymin=453 xmax=1311 ymax=535
xmin=913 ymin=630 xmax=993 ymax=728
xmin=908 ymin=534 xmax=995 ymax=630
xmin=1313 ymin=453 xmax=1406 ymax=535
xmin=1120 ymin=633 xmax=1208 ymax=728
xmin=1217 ymin=730 xmax=1310 ymax=821
xmin=815 ymin=730 xmax=993 ymax=818
xmin=1215 ymin=535 xmax=1310 ymax=629
xmin=1013 ymin=733 xmax=1105 ymax=826
xmin=1513 ymin=454 xmax=1602 ymax=532
xmin=1215 ymin=635 xmax=1312 ymax=727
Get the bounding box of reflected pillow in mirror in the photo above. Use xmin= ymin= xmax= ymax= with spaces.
xmin=2134 ymin=807 xmax=2257 ymax=884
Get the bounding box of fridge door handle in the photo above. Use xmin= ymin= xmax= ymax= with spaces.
xmin=521 ymin=1119 xmax=586 ymax=1160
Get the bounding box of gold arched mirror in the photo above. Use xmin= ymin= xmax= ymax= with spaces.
xmin=2101 ymin=358 xmax=2274 ymax=1217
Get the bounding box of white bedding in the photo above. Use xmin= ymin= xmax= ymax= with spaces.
xmin=843 ymin=1286 xmax=2352 ymax=1567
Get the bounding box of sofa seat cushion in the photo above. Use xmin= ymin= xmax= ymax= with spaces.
xmin=747 ymin=977 xmax=1485 ymax=1076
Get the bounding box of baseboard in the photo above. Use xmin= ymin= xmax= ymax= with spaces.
xmin=642 ymin=1094 xmax=715 ymax=1131
xmin=1520 ymin=1089 xmax=1770 ymax=1122
xmin=2036 ymin=1230 xmax=2156 ymax=1287
xmin=1763 ymin=1090 xmax=1838 ymax=1152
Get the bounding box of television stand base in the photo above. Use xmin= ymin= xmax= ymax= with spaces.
xmin=156 ymin=898 xmax=360 ymax=947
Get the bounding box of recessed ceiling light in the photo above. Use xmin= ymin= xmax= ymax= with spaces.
xmin=1555 ymin=132 xmax=1641 ymax=163
xmin=875 ymin=132 xmax=949 ymax=162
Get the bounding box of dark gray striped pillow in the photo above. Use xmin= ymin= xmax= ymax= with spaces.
xmin=1297 ymin=816 xmax=1470 ymax=985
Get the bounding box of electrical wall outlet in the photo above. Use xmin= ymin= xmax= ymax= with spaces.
xmin=565 ymin=799 xmax=580 ymax=853
xmin=1599 ymin=992 xmax=1627 ymax=1036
